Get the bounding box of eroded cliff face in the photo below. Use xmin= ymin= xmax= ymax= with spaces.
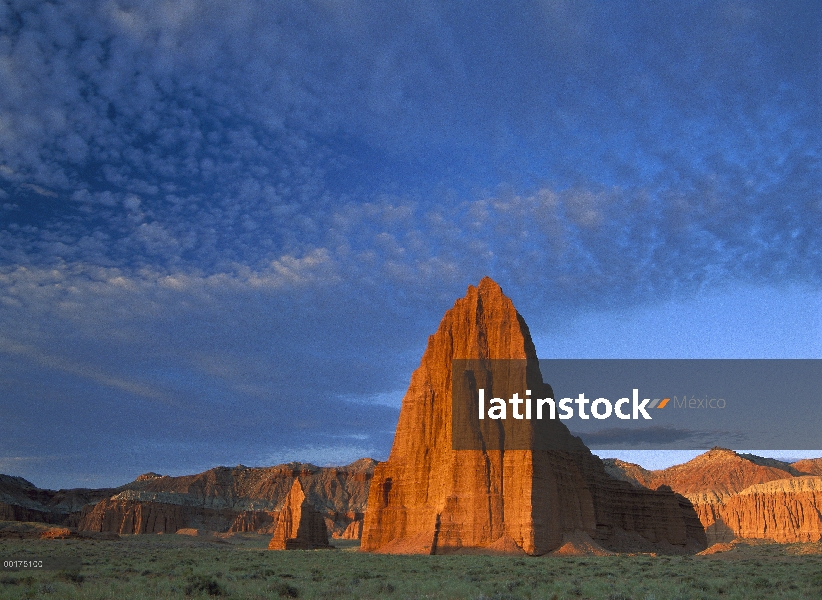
xmin=361 ymin=277 xmax=706 ymax=555
xmin=72 ymin=459 xmax=376 ymax=536
xmin=229 ymin=510 xmax=278 ymax=534
xmin=604 ymin=450 xmax=822 ymax=544
xmin=2 ymin=459 xmax=375 ymax=538
xmin=77 ymin=497 xmax=238 ymax=534
xmin=335 ymin=518 xmax=363 ymax=540
xmin=652 ymin=448 xmax=798 ymax=503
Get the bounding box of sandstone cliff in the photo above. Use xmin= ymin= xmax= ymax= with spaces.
xmin=361 ymin=277 xmax=706 ymax=555
xmin=695 ymin=477 xmax=822 ymax=543
xmin=335 ymin=518 xmax=364 ymax=540
xmin=268 ymin=479 xmax=330 ymax=550
xmin=604 ymin=449 xmax=822 ymax=544
xmin=77 ymin=495 xmax=241 ymax=535
xmin=3 ymin=459 xmax=375 ymax=538
xmin=229 ymin=510 xmax=278 ymax=534
xmin=650 ymin=448 xmax=798 ymax=504
xmin=75 ymin=460 xmax=375 ymax=536
xmin=601 ymin=459 xmax=654 ymax=489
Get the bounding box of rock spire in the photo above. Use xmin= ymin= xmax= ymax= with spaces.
xmin=268 ymin=479 xmax=330 ymax=550
xmin=361 ymin=277 xmax=706 ymax=554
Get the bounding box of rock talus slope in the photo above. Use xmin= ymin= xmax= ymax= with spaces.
xmin=360 ymin=277 xmax=706 ymax=555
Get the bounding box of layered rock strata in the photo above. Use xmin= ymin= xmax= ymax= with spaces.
xmin=75 ymin=459 xmax=375 ymax=537
xmin=361 ymin=277 xmax=706 ymax=555
xmin=605 ymin=449 xmax=822 ymax=544
xmin=0 ymin=474 xmax=115 ymax=526
xmin=3 ymin=460 xmax=375 ymax=538
xmin=793 ymin=458 xmax=822 ymax=476
xmin=77 ymin=496 xmax=240 ymax=535
xmin=695 ymin=477 xmax=822 ymax=543
xmin=268 ymin=479 xmax=330 ymax=550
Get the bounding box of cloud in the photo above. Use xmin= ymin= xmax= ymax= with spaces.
xmin=0 ymin=0 xmax=819 ymax=487
xmin=0 ymin=334 xmax=174 ymax=404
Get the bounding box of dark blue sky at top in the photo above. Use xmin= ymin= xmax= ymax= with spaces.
xmin=0 ymin=0 xmax=820 ymax=488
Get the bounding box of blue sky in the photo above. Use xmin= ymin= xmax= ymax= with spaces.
xmin=0 ymin=0 xmax=820 ymax=488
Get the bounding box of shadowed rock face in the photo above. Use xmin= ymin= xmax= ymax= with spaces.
xmin=335 ymin=518 xmax=363 ymax=540
xmin=361 ymin=277 xmax=706 ymax=555
xmin=268 ymin=479 xmax=330 ymax=550
xmin=0 ymin=474 xmax=116 ymax=526
xmin=230 ymin=510 xmax=277 ymax=533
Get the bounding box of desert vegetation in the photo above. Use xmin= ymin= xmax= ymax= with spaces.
xmin=2 ymin=533 xmax=822 ymax=599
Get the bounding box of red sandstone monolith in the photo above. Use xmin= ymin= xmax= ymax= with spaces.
xmin=360 ymin=277 xmax=706 ymax=555
xmin=268 ymin=479 xmax=330 ymax=550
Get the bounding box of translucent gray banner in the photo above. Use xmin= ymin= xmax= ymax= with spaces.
xmin=451 ymin=359 xmax=822 ymax=450
xmin=2 ymin=557 xmax=83 ymax=571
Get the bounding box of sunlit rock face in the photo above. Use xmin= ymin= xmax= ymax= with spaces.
xmin=607 ymin=450 xmax=822 ymax=544
xmin=361 ymin=277 xmax=706 ymax=555
xmin=695 ymin=477 xmax=822 ymax=544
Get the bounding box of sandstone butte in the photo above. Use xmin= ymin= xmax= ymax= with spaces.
xmin=604 ymin=448 xmax=822 ymax=544
xmin=360 ymin=277 xmax=707 ymax=555
xmin=268 ymin=479 xmax=330 ymax=550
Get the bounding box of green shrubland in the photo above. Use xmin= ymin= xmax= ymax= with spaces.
xmin=1 ymin=533 xmax=821 ymax=599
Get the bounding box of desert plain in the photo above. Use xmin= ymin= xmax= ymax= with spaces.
xmin=2 ymin=524 xmax=822 ymax=600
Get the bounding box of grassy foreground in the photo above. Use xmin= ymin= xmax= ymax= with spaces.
xmin=2 ymin=531 xmax=822 ymax=599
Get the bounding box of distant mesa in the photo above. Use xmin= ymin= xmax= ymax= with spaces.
xmin=74 ymin=461 xmax=374 ymax=537
xmin=360 ymin=277 xmax=707 ymax=555
xmin=793 ymin=458 xmax=822 ymax=476
xmin=268 ymin=479 xmax=330 ymax=550
xmin=603 ymin=447 xmax=802 ymax=502
xmin=0 ymin=473 xmax=117 ymax=526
